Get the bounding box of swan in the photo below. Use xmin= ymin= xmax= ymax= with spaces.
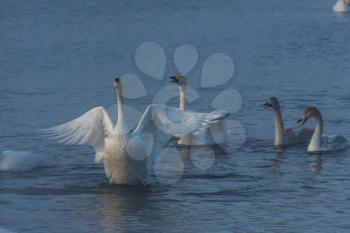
xmin=44 ymin=78 xmax=204 ymax=185
xmin=264 ymin=97 xmax=314 ymax=147
xmin=0 ymin=150 xmax=44 ymax=172
xmin=297 ymin=106 xmax=348 ymax=153
xmin=169 ymin=75 xmax=229 ymax=146
xmin=333 ymin=0 xmax=349 ymax=12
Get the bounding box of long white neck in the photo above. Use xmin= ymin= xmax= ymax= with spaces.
xmin=114 ymin=82 xmax=129 ymax=134
xmin=308 ymin=111 xmax=323 ymax=151
xmin=179 ymin=84 xmax=186 ymax=111
xmin=273 ymin=108 xmax=285 ymax=146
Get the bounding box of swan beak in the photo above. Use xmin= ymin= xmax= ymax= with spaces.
xmin=264 ymin=102 xmax=272 ymax=108
xmin=297 ymin=117 xmax=307 ymax=125
xmin=170 ymin=76 xmax=179 ymax=83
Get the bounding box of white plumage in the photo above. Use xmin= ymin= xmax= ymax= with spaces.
xmin=170 ymin=75 xmax=228 ymax=145
xmin=0 ymin=150 xmax=44 ymax=172
xmin=47 ymin=106 xmax=113 ymax=162
xmin=333 ymin=0 xmax=349 ymax=12
xmin=44 ymin=78 xmax=203 ymax=185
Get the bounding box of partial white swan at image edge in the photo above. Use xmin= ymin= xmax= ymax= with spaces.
xmin=0 ymin=150 xmax=44 ymax=172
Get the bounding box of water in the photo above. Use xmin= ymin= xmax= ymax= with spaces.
xmin=1 ymin=0 xmax=350 ymax=232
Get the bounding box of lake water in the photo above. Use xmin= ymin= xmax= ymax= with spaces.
xmin=1 ymin=0 xmax=350 ymax=232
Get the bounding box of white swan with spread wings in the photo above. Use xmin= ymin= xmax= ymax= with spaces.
xmin=44 ymin=78 xmax=203 ymax=185
xmin=169 ymin=75 xmax=228 ymax=146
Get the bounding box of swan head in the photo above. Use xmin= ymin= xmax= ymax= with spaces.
xmin=114 ymin=78 xmax=121 ymax=87
xmin=297 ymin=106 xmax=320 ymax=125
xmin=170 ymin=75 xmax=186 ymax=85
xmin=114 ymin=78 xmax=123 ymax=94
xmin=264 ymin=97 xmax=280 ymax=110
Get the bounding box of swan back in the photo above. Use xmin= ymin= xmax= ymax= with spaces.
xmin=333 ymin=0 xmax=349 ymax=12
xmin=284 ymin=127 xmax=314 ymax=145
xmin=308 ymin=134 xmax=348 ymax=152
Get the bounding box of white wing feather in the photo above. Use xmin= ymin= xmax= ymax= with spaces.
xmin=133 ymin=104 xmax=202 ymax=136
xmin=43 ymin=106 xmax=114 ymax=162
xmin=191 ymin=110 xmax=228 ymax=130
xmin=131 ymin=104 xmax=205 ymax=166
xmin=192 ymin=110 xmax=228 ymax=122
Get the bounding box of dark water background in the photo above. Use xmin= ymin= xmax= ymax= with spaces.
xmin=1 ymin=0 xmax=350 ymax=232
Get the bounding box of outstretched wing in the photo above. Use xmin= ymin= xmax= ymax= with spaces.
xmin=43 ymin=106 xmax=114 ymax=162
xmin=191 ymin=110 xmax=228 ymax=131
xmin=133 ymin=104 xmax=202 ymax=137
xmin=131 ymin=104 xmax=204 ymax=166
xmin=193 ymin=110 xmax=228 ymax=122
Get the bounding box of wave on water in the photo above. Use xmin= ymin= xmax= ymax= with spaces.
xmin=0 ymin=228 xmax=16 ymax=233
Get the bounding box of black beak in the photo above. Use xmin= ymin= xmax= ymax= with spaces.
xmin=115 ymin=78 xmax=120 ymax=83
xmin=264 ymin=102 xmax=272 ymax=109
xmin=170 ymin=76 xmax=178 ymax=83
xmin=297 ymin=117 xmax=307 ymax=125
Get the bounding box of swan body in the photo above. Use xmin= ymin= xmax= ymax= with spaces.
xmin=103 ymin=134 xmax=147 ymax=184
xmin=298 ymin=106 xmax=348 ymax=153
xmin=45 ymin=78 xmax=203 ymax=185
xmin=170 ymin=75 xmax=228 ymax=145
xmin=0 ymin=150 xmax=44 ymax=172
xmin=264 ymin=97 xmax=313 ymax=147
xmin=333 ymin=0 xmax=349 ymax=12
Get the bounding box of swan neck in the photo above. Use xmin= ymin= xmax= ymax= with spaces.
xmin=273 ymin=108 xmax=285 ymax=146
xmin=179 ymin=84 xmax=186 ymax=111
xmin=115 ymin=83 xmax=128 ymax=134
xmin=309 ymin=112 xmax=323 ymax=149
